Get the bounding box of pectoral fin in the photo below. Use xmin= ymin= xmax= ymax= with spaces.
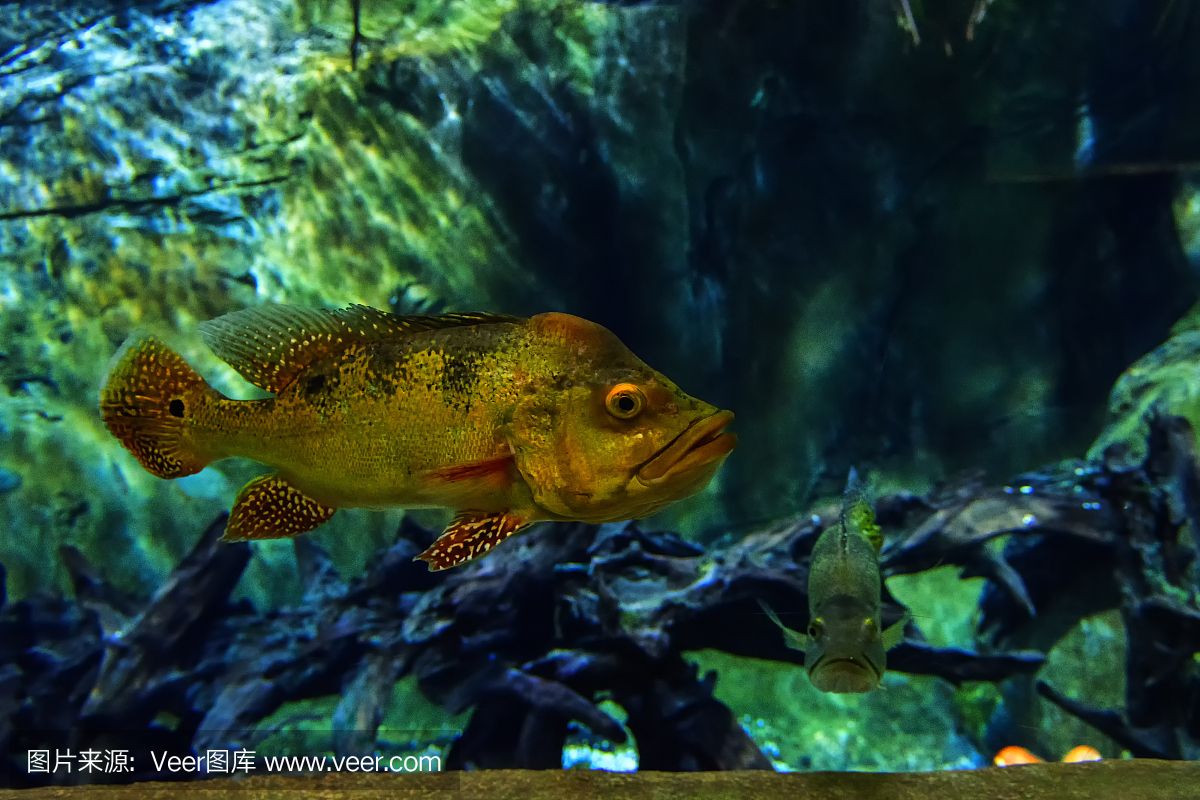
xmin=758 ymin=599 xmax=809 ymax=653
xmin=882 ymin=611 xmax=911 ymax=650
xmin=427 ymin=455 xmax=514 ymax=484
xmin=415 ymin=511 xmax=530 ymax=571
xmin=222 ymin=474 xmax=336 ymax=541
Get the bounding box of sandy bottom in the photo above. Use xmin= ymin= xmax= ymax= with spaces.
xmin=3 ymin=760 xmax=1196 ymax=800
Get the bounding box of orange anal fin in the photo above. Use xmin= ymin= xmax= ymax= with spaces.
xmin=415 ymin=511 xmax=530 ymax=571
xmin=222 ymin=475 xmax=336 ymax=541
xmin=427 ymin=456 xmax=514 ymax=483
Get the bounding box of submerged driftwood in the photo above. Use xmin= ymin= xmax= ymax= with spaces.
xmin=2 ymin=415 xmax=1200 ymax=784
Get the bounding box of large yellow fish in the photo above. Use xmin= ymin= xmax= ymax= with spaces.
xmin=99 ymin=305 xmax=736 ymax=570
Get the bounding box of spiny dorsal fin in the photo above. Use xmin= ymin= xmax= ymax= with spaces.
xmin=841 ymin=467 xmax=883 ymax=552
xmin=199 ymin=304 xmax=522 ymax=394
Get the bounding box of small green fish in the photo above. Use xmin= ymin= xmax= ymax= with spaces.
xmin=760 ymin=469 xmax=907 ymax=693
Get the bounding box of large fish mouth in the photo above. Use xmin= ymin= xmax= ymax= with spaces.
xmin=636 ymin=410 xmax=736 ymax=487
xmin=809 ymin=654 xmax=882 ymax=693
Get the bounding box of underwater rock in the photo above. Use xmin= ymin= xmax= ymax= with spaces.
xmin=1036 ymin=679 xmax=1176 ymax=760
xmin=0 ymin=488 xmax=1059 ymax=783
xmin=446 ymin=668 xmax=628 ymax=770
xmin=5 ymin=408 xmax=1200 ymax=779
xmin=331 ymin=648 xmax=409 ymax=758
xmin=0 ymin=496 xmax=1021 ymax=783
xmin=82 ymin=516 xmax=251 ymax=723
xmin=5 ymin=0 xmax=1200 ymax=603
xmin=1088 ymin=328 xmax=1200 ymax=472
xmin=0 ymin=594 xmax=103 ymax=786
xmin=982 ymin=414 xmax=1200 ymax=761
xmin=0 ymin=469 xmax=20 ymax=494
xmin=58 ymin=546 xmax=142 ymax=626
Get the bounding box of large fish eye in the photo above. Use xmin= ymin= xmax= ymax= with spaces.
xmin=808 ymin=620 xmax=824 ymax=639
xmin=863 ymin=618 xmax=878 ymax=637
xmin=605 ymin=383 xmax=645 ymax=419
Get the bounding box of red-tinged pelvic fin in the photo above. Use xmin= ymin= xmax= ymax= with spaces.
xmin=99 ymin=335 xmax=217 ymax=478
xmin=415 ymin=511 xmax=531 ymax=571
xmin=222 ymin=474 xmax=336 ymax=541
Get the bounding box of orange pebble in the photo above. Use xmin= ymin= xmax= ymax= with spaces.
xmin=1062 ymin=745 xmax=1102 ymax=763
xmin=993 ymin=746 xmax=1044 ymax=766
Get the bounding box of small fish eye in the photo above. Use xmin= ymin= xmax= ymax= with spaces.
xmin=605 ymin=383 xmax=645 ymax=419
xmin=808 ymin=620 xmax=823 ymax=639
xmin=863 ymin=618 xmax=878 ymax=636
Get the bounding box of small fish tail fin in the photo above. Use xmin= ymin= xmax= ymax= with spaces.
xmin=99 ymin=335 xmax=218 ymax=478
xmin=841 ymin=466 xmax=883 ymax=552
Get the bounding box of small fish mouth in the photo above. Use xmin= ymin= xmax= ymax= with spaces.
xmin=637 ymin=410 xmax=736 ymax=486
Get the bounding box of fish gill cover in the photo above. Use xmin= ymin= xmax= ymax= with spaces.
xmin=1 ymin=0 xmax=1200 ymax=790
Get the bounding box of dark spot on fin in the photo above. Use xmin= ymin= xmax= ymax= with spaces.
xmin=199 ymin=304 xmax=524 ymax=394
xmin=222 ymin=474 xmax=335 ymax=541
xmin=305 ymin=374 xmax=326 ymax=394
xmin=98 ymin=335 xmax=215 ymax=478
xmin=415 ymin=511 xmax=530 ymax=571
xmin=428 ymin=455 xmax=513 ymax=483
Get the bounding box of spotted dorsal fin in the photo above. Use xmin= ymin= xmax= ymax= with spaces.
xmin=199 ymin=304 xmax=522 ymax=393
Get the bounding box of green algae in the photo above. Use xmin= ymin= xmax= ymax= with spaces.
xmin=1034 ymin=610 xmax=1126 ymax=759
xmin=887 ymin=566 xmax=984 ymax=649
xmin=686 ymin=649 xmax=981 ymax=771
xmin=1177 ymin=181 xmax=1200 ymax=264
xmin=0 ymin=0 xmax=622 ymax=600
xmin=293 ymin=0 xmax=523 ymax=65
xmin=1088 ymin=328 xmax=1200 ymax=471
xmin=0 ymin=0 xmax=1125 ymax=602
xmin=249 ymin=674 xmax=466 ymax=762
xmin=689 ymin=568 xmax=1125 ymax=771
